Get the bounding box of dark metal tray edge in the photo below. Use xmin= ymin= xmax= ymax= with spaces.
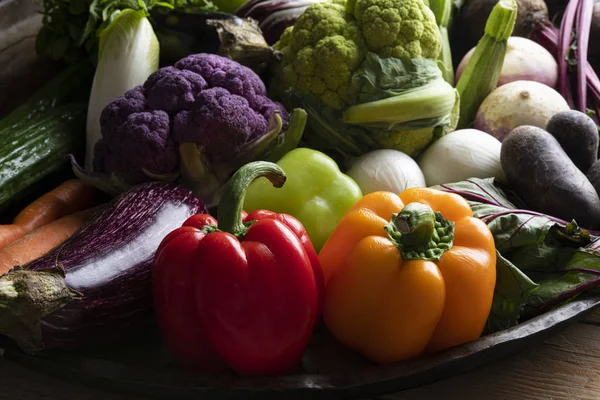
xmin=3 ymin=296 xmax=600 ymax=400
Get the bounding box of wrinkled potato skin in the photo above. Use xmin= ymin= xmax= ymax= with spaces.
xmin=501 ymin=125 xmax=600 ymax=229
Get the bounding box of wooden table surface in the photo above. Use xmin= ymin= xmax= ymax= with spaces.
xmin=2 ymin=308 xmax=600 ymax=400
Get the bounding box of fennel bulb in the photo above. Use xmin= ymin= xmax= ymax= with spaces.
xmin=85 ymin=9 xmax=160 ymax=170
xmin=418 ymin=129 xmax=506 ymax=186
xmin=347 ymin=149 xmax=426 ymax=194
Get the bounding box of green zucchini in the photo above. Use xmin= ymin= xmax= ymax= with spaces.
xmin=0 ymin=62 xmax=94 ymax=133
xmin=0 ymin=62 xmax=94 ymax=212
xmin=0 ymin=103 xmax=88 ymax=211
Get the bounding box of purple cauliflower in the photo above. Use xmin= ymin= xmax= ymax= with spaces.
xmin=94 ymin=54 xmax=291 ymax=186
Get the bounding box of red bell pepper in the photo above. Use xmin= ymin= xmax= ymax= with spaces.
xmin=153 ymin=161 xmax=323 ymax=376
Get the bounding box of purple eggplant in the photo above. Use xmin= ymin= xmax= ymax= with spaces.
xmin=0 ymin=182 xmax=206 ymax=354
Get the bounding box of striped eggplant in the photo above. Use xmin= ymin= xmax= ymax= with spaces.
xmin=0 ymin=182 xmax=206 ymax=354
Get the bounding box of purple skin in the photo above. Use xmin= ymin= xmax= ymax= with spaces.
xmin=23 ymin=182 xmax=207 ymax=351
xmin=95 ymin=54 xmax=289 ymax=184
xmin=235 ymin=0 xmax=316 ymax=45
xmin=473 ymin=113 xmax=510 ymax=142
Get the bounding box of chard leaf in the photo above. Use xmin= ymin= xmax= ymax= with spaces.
xmin=524 ymin=249 xmax=600 ymax=316
xmin=486 ymin=251 xmax=538 ymax=333
xmin=435 ymin=178 xmax=581 ymax=252
xmin=434 ymin=177 xmax=600 ymax=332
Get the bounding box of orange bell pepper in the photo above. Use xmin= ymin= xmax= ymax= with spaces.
xmin=319 ymin=187 xmax=496 ymax=364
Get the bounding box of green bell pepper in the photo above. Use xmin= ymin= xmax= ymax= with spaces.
xmin=243 ymin=148 xmax=362 ymax=250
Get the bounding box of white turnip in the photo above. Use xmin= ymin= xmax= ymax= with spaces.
xmin=456 ymin=37 xmax=558 ymax=89
xmin=474 ymin=80 xmax=570 ymax=141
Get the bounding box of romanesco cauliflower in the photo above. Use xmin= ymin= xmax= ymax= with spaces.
xmin=271 ymin=0 xmax=457 ymax=158
xmin=274 ymin=0 xmax=441 ymax=110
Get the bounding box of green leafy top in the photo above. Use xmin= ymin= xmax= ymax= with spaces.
xmin=434 ymin=178 xmax=600 ymax=333
xmin=35 ymin=0 xmax=217 ymax=64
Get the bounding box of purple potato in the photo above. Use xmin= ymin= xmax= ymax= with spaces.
xmin=501 ymin=125 xmax=600 ymax=229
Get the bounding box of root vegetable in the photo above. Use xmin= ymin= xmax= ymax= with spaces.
xmin=545 ymin=110 xmax=599 ymax=173
xmin=456 ymin=37 xmax=558 ymax=89
xmin=500 ymin=125 xmax=600 ymax=228
xmin=474 ymin=80 xmax=570 ymax=141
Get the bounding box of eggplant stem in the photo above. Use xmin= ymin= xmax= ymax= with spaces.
xmin=0 ymin=268 xmax=81 ymax=354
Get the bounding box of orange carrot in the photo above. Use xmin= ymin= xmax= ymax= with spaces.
xmin=0 ymin=207 xmax=99 ymax=276
xmin=13 ymin=179 xmax=96 ymax=233
xmin=0 ymin=224 xmax=28 ymax=249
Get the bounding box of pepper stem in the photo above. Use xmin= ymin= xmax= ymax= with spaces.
xmin=217 ymin=161 xmax=286 ymax=237
xmin=384 ymin=202 xmax=455 ymax=261
xmin=394 ymin=203 xmax=436 ymax=247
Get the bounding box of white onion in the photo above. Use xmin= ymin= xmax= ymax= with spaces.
xmin=347 ymin=149 xmax=426 ymax=194
xmin=418 ymin=129 xmax=506 ymax=186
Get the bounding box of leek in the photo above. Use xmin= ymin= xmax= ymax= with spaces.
xmin=85 ymin=9 xmax=160 ymax=170
xmin=429 ymin=0 xmax=454 ymax=85
xmin=455 ymin=0 xmax=517 ymax=130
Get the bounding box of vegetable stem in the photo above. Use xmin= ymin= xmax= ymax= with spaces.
xmin=0 ymin=267 xmax=81 ymax=354
xmin=264 ymin=109 xmax=307 ymax=162
xmin=384 ymin=203 xmax=455 ymax=261
xmin=429 ymin=0 xmax=454 ymax=84
xmin=530 ymin=22 xmax=600 ymax=124
xmin=455 ymin=0 xmax=517 ymax=129
xmin=217 ymin=161 xmax=286 ymax=236
xmin=558 ymin=0 xmax=579 ymax=106
xmin=394 ymin=203 xmax=436 ymax=246
xmin=243 ymin=113 xmax=283 ymax=161
xmin=576 ymin=0 xmax=594 ymax=112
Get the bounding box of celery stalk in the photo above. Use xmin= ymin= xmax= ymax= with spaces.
xmin=455 ymin=0 xmax=517 ymax=130
xmin=429 ymin=0 xmax=454 ymax=85
xmin=342 ymin=79 xmax=457 ymax=128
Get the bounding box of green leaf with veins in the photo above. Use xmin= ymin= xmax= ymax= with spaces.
xmin=434 ymin=178 xmax=600 ymax=333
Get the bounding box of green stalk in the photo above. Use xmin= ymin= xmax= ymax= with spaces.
xmin=429 ymin=0 xmax=454 ymax=85
xmin=217 ymin=161 xmax=286 ymax=237
xmin=264 ymin=108 xmax=308 ymax=163
xmin=342 ymin=79 xmax=456 ymax=128
xmin=384 ymin=203 xmax=455 ymax=261
xmin=455 ymin=0 xmax=517 ymax=130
